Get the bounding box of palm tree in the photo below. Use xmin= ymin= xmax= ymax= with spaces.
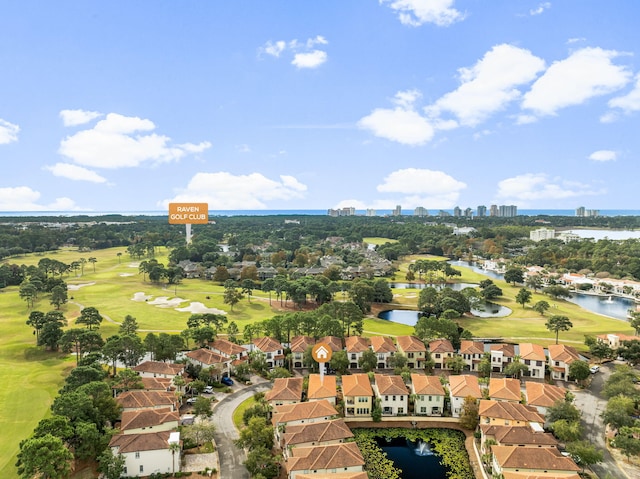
xmin=168 ymin=440 xmax=181 ymax=476
xmin=116 ymin=252 xmax=122 ymax=264
xmin=88 ymin=257 xmax=97 ymax=272
xmin=545 ymin=315 xmax=573 ymax=344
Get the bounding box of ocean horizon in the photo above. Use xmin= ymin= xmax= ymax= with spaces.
xmin=2 ymin=209 xmax=640 ymax=218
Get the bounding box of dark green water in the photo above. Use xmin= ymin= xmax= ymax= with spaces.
xmin=376 ymin=437 xmax=448 ymax=479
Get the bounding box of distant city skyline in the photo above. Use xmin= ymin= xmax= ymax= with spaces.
xmin=2 ymin=2 xmax=640 ymax=212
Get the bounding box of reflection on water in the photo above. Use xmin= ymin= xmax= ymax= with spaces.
xmin=376 ymin=437 xmax=448 ymax=479
xmin=567 ymin=293 xmax=635 ymax=321
xmin=378 ymin=300 xmax=511 ymax=326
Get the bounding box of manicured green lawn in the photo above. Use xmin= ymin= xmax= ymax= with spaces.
xmin=362 ymin=237 xmax=397 ymax=246
xmin=232 ymin=396 xmax=257 ymax=431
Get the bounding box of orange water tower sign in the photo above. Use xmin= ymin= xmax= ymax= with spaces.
xmin=168 ymin=203 xmax=209 ymax=224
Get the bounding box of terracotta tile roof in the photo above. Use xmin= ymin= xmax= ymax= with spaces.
xmin=209 ymin=338 xmax=248 ymax=357
xmin=253 ymin=336 xmax=283 ymax=353
xmin=491 ymin=343 xmax=515 ymax=357
xmin=116 ymin=390 xmax=176 ymax=410
xmin=479 ymin=400 xmax=544 ymax=423
xmin=480 ymin=425 xmax=558 ymax=446
xmin=286 ymin=442 xmax=364 ymax=473
xmin=307 ymin=374 xmax=337 ymax=400
xmin=185 ymin=348 xmax=227 ymax=366
xmin=525 ymin=382 xmax=567 ymax=408
xmin=547 ymin=344 xmax=580 ymax=365
xmin=374 ymin=374 xmax=408 ymax=395
xmin=396 ymin=335 xmax=427 ymax=353
xmin=370 ymin=336 xmax=396 ymax=353
xmin=120 ymin=407 xmax=179 ymax=431
xmin=290 ymin=336 xmax=316 ymax=353
xmin=491 ymin=445 xmax=580 ymax=472
xmin=502 ymin=473 xmax=579 ymax=479
xmin=518 ymin=343 xmax=545 ymax=361
xmin=318 ymin=336 xmax=343 ymax=353
xmin=429 ymin=339 xmax=455 ymax=353
xmin=449 ymin=375 xmax=482 ymax=398
xmin=109 ymin=430 xmax=176 ymax=453
xmin=341 ymin=373 xmax=373 ymax=397
xmin=282 ymin=418 xmax=353 ymax=447
xmin=140 ymin=377 xmax=172 ymax=391
xmin=345 ymin=336 xmax=370 ymax=353
xmin=272 ymin=399 xmax=338 ymax=427
xmin=411 ymin=374 xmax=445 ymax=396
xmin=265 ymin=377 xmax=303 ymax=402
xmin=296 ymin=473 xmax=368 ymax=479
xmin=460 ymin=340 xmax=485 ymax=355
xmin=132 ymin=361 xmax=184 ymax=376
xmin=489 ymin=378 xmax=522 ymax=402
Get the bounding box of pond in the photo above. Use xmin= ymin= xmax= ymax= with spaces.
xmin=378 ymin=300 xmax=512 ymax=326
xmin=567 ymin=293 xmax=635 ymax=321
xmin=448 ymin=260 xmax=505 ymax=280
xmin=376 ymin=437 xmax=448 ymax=479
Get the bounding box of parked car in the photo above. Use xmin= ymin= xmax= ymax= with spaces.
xmin=203 ymin=386 xmax=214 ymax=394
xmin=221 ymin=376 xmax=234 ymax=386
xmin=186 ymin=397 xmax=198 ymax=404
xmin=590 ymin=365 xmax=600 ymax=374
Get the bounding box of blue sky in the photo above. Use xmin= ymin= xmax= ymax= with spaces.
xmin=2 ymin=1 xmax=640 ymax=213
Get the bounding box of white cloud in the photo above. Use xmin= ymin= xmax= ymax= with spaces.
xmin=495 ymin=173 xmax=604 ymax=204
xmin=0 ymin=186 xmax=83 ymax=211
xmin=59 ymin=109 xmax=103 ymax=126
xmin=607 ymin=73 xmax=640 ymax=114
xmin=358 ymin=107 xmax=434 ymax=145
xmin=236 ymin=144 xmax=251 ymax=153
xmin=0 ymin=119 xmax=19 ymax=144
xmin=588 ymin=150 xmax=617 ymax=162
xmin=58 ymin=113 xmax=211 ymax=169
xmin=530 ymin=2 xmax=551 ymax=15
xmin=260 ymin=36 xmax=329 ymax=68
xmin=161 ymin=172 xmax=307 ymax=209
xmin=44 ymin=163 xmax=108 ymax=183
xmin=380 ymin=0 xmax=465 ymax=27
xmin=292 ymin=50 xmax=328 ymax=69
xmin=372 ymin=168 xmax=466 ymax=207
xmin=427 ymin=44 xmax=546 ymax=126
xmin=522 ymin=47 xmax=632 ymax=116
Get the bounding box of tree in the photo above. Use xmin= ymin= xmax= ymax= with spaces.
xmin=16 ymin=434 xmax=73 ymax=479
xmin=602 ymin=395 xmax=636 ymax=430
xmin=88 ymin=257 xmax=97 ymax=273
xmin=515 ymin=288 xmax=532 ymax=308
xmin=615 ymin=426 xmax=640 ymax=462
xmin=532 ymin=300 xmax=550 ymax=316
xmin=546 ymin=399 xmax=580 ymax=424
xmin=504 ymin=268 xmax=524 ymax=285
xmin=241 ymin=279 xmax=256 ymax=303
xmin=235 ymin=416 xmax=274 ymax=450
xmin=629 ymin=311 xmax=640 ymax=335
xmin=550 ymin=419 xmax=583 ymax=442
xmin=545 ymin=315 xmax=573 ymax=344
xmin=193 ymin=396 xmax=213 ymax=418
xmin=226 ymin=321 xmax=240 ymax=343
xmin=61 ymin=365 xmax=107 ymax=392
xmin=244 ymin=445 xmax=280 ymax=479
xmin=565 ymin=440 xmax=603 ymax=471
xmin=19 ymin=281 xmax=38 ymax=308
xmin=76 ymin=306 xmax=103 ymax=330
xmin=543 ymin=285 xmax=571 ymax=300
xmin=98 ymin=448 xmax=126 ymax=479
xmin=182 ymin=423 xmax=217 ymax=446
xmin=618 ymin=339 xmax=640 ymax=366
xmin=525 ymin=274 xmax=543 ymax=292
xmin=32 ymin=415 xmax=74 ymax=442
xmin=330 ymin=350 xmax=349 ymax=375
xmin=568 ymin=360 xmax=590 ymax=383
xmin=481 ymin=284 xmax=503 ymax=300
xmin=504 ymin=359 xmax=529 ymax=379
xmin=61 ymin=328 xmax=104 ymax=364
xmin=358 ymin=349 xmax=378 ymax=372
xmin=50 ymin=284 xmax=68 ymax=309
xmin=223 ymin=286 xmax=243 ymax=311
xmin=118 ymin=314 xmax=138 ymax=335
xmin=445 ymin=355 xmax=467 ymax=374
xmin=459 ymin=396 xmax=479 ymax=430
xmin=39 ymin=320 xmax=64 ymax=350
xmin=26 ymin=310 xmax=46 ymax=343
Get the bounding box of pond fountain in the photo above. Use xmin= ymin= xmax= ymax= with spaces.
xmin=415 ymin=440 xmax=434 ymax=456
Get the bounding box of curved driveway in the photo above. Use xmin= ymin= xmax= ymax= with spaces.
xmin=212 ymin=380 xmax=271 ymax=479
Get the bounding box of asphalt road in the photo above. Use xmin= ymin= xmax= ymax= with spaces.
xmin=573 ymin=362 xmax=627 ymax=479
xmin=212 ymin=380 xmax=271 ymax=479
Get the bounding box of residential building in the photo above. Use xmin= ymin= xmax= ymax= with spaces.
xmin=477 ymin=205 xmax=487 ymax=217
xmin=116 ymin=390 xmax=178 ymax=413
xmin=530 ymin=228 xmax=555 ymax=242
xmin=209 ymin=338 xmax=249 ymax=361
xmin=366 ymin=209 xmax=377 ymax=217
xmin=453 ymin=206 xmax=462 ymax=217
xmin=272 ymin=400 xmax=339 ymax=432
xmin=518 ymin=343 xmax=546 ymax=378
xmin=252 ymin=337 xmax=285 ymax=369
xmin=392 ymin=205 xmax=402 ymax=216
xmin=396 ymin=335 xmax=427 ymax=368
xmin=342 ymin=373 xmax=373 ymax=417
xmin=132 ymin=361 xmax=184 ymax=379
xmin=285 ymin=442 xmax=365 ymax=479
xmin=479 ymin=424 xmax=557 ymax=454
xmin=184 ymin=348 xmax=230 ymax=377
xmin=597 ymin=333 xmax=640 ymax=349
xmin=411 ymin=374 xmax=445 ymax=416
xmin=525 ymin=382 xmax=567 ymax=415
xmin=547 ymin=344 xmax=581 ymax=381
xmin=345 ymin=336 xmax=371 ymax=369
xmin=499 ymin=205 xmax=518 ymax=217
xmin=490 ymin=205 xmax=499 ymax=217
xmin=265 ymin=377 xmax=303 ymax=408
xmin=414 ymin=206 xmax=429 ymax=217
xmin=459 ymin=340 xmax=485 ymax=372
xmin=290 ymin=336 xmax=316 ymax=368
xmin=307 ymin=374 xmax=337 ymax=405
xmin=429 ymin=339 xmax=455 ymax=369
xmin=491 ymin=445 xmax=580 ymax=478
xmin=119 ymin=408 xmax=179 ymax=435
xmin=370 ymin=336 xmax=396 ymax=369
xmin=479 ymin=400 xmax=544 ymax=428
xmin=373 ymin=374 xmax=409 ymax=416
xmin=490 ymin=343 xmax=515 ymax=373
xmin=449 ymin=375 xmax=482 ymax=417
xmin=280 ymin=419 xmax=353 ymax=459
xmin=318 ymin=336 xmax=343 ymax=355
xmin=488 ymin=378 xmax=522 ymax=403
xmin=109 ymin=431 xmax=181 ymax=477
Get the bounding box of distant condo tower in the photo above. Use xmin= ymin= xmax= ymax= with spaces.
xmin=477 ymin=205 xmax=487 ymax=217
xmin=366 ymin=208 xmax=376 ymax=217
xmin=327 ymin=207 xmax=355 ymax=217
xmin=414 ymin=206 xmax=429 ymax=217
xmin=392 ymin=205 xmax=402 ymax=216
xmin=576 ymin=206 xmax=599 ymax=217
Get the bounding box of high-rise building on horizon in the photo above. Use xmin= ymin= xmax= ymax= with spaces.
xmin=477 ymin=205 xmax=487 ymax=217
xmin=453 ymin=206 xmax=462 ymax=217
xmin=365 ymin=208 xmax=376 ymax=217
xmin=499 ymin=205 xmax=518 ymax=217
xmin=490 ymin=204 xmax=499 ymax=217
xmin=392 ymin=205 xmax=402 ymax=216
xmin=414 ymin=206 xmax=429 ymax=217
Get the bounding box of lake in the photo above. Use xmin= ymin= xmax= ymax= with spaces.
xmin=389 ymin=282 xmax=478 ymax=290
xmin=376 ymin=437 xmax=448 ymax=479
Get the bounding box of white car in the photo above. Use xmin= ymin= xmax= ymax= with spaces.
xmin=186 ymin=397 xmax=198 ymax=404
xmin=203 ymin=386 xmax=214 ymax=394
xmin=589 ymin=365 xmax=600 ymax=374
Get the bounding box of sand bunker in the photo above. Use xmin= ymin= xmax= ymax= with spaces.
xmin=148 ymin=296 xmax=186 ymax=308
xmin=68 ymin=282 xmax=96 ymax=291
xmin=175 ymin=302 xmax=227 ymax=314
xmin=132 ymin=292 xmax=153 ymax=302
xmin=119 ymin=273 xmax=134 ymax=277
xmin=128 ymin=262 xmax=140 ymax=268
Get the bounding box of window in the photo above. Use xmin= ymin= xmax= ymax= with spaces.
xmin=392 ymin=395 xmax=396 ymax=401
xmin=420 ymin=406 xmax=426 ymax=413
xmin=408 ymin=352 xmax=414 ymax=358
xmin=398 ymin=407 xmax=404 ymax=414
xmin=385 ymin=395 xmax=389 ymax=401
xmin=435 ymin=353 xmax=441 ymax=358
xmin=351 ymin=354 xmax=356 ymax=360
xmin=428 ymin=395 xmax=431 ymax=401
xmin=140 ymin=465 xmax=144 ymax=473
xmin=135 ymin=452 xmax=140 ymax=459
